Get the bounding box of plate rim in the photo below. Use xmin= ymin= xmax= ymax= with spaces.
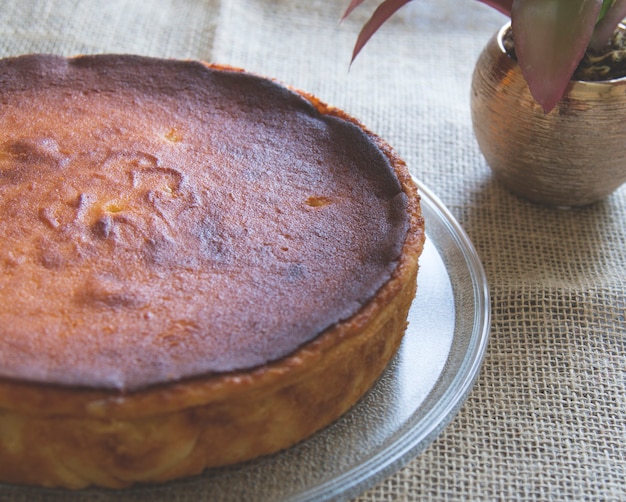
xmin=291 ymin=178 xmax=491 ymax=501
xmin=0 ymin=179 xmax=490 ymax=502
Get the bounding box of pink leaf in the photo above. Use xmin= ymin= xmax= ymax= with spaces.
xmin=348 ymin=0 xmax=413 ymax=62
xmin=511 ymin=0 xmax=603 ymax=112
xmin=341 ymin=0 xmax=368 ymax=22
xmin=590 ymin=0 xmax=626 ymax=50
xmin=475 ymin=0 xmax=514 ymax=16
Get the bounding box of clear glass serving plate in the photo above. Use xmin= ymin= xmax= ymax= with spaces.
xmin=1 ymin=179 xmax=490 ymax=502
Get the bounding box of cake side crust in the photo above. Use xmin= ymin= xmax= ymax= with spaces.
xmin=0 ymin=57 xmax=425 ymax=489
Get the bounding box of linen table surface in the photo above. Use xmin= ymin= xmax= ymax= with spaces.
xmin=0 ymin=0 xmax=624 ymax=500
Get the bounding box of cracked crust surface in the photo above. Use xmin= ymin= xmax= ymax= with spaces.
xmin=0 ymin=54 xmax=412 ymax=391
xmin=0 ymin=55 xmax=425 ymax=488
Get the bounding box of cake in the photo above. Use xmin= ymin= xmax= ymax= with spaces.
xmin=0 ymin=54 xmax=425 ymax=489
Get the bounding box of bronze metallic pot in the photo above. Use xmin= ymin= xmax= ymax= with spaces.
xmin=471 ymin=24 xmax=626 ymax=207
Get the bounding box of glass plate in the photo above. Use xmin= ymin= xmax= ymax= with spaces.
xmin=1 ymin=179 xmax=490 ymax=502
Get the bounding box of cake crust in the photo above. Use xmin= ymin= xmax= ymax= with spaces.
xmin=0 ymin=55 xmax=425 ymax=489
xmin=0 ymin=54 xmax=412 ymax=391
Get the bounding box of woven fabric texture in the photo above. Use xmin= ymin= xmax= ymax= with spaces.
xmin=0 ymin=0 xmax=624 ymax=500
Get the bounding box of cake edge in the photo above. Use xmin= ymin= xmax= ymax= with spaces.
xmin=0 ymin=60 xmax=426 ymax=489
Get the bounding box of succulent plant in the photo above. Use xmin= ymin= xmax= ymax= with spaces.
xmin=343 ymin=0 xmax=626 ymax=112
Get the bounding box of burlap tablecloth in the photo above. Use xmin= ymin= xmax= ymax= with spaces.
xmin=0 ymin=0 xmax=624 ymax=500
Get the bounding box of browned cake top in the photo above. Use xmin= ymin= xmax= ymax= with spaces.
xmin=0 ymin=54 xmax=410 ymax=390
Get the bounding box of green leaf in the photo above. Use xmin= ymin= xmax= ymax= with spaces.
xmin=598 ymin=0 xmax=616 ymax=20
xmin=511 ymin=0 xmax=603 ymax=112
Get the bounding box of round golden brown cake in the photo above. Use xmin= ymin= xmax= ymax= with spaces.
xmin=0 ymin=54 xmax=425 ymax=489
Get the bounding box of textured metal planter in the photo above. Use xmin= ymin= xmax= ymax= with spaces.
xmin=471 ymin=24 xmax=626 ymax=207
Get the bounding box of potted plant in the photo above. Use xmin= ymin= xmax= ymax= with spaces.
xmin=343 ymin=0 xmax=626 ymax=206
